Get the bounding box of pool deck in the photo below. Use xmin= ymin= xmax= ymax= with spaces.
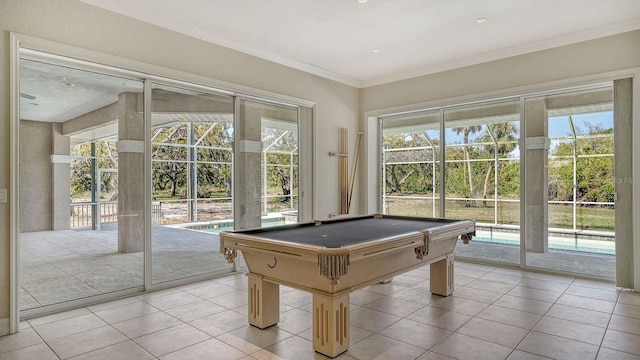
xmin=20 ymin=226 xmax=239 ymax=313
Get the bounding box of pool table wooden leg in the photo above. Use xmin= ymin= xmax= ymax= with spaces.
xmin=247 ymin=273 xmax=279 ymax=329
xmin=430 ymin=254 xmax=454 ymax=296
xmin=312 ymin=292 xmax=350 ymax=358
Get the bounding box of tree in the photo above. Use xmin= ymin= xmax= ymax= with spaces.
xmin=452 ymin=125 xmax=482 ymax=199
xmin=196 ymin=122 xmax=234 ymax=197
xmin=382 ymin=133 xmax=432 ymax=194
xmin=548 ymin=119 xmax=614 ymax=205
xmin=152 ymin=124 xmax=189 ymax=198
xmin=262 ymin=127 xmax=298 ymax=207
xmin=480 ymin=122 xmax=518 ymax=206
xmin=70 ymin=141 xmax=118 ymax=201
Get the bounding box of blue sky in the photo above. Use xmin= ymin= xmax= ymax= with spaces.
xmin=548 ymin=111 xmax=613 ymax=138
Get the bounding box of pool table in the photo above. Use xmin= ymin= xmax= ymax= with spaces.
xmin=220 ymin=214 xmax=474 ymax=358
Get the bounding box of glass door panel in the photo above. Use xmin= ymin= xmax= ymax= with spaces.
xmin=234 ymin=99 xmax=299 ymax=229
xmin=150 ymin=84 xmax=236 ymax=284
xmin=443 ymin=100 xmax=521 ymax=265
xmin=524 ymin=86 xmax=615 ymax=278
xmin=381 ymin=110 xmax=441 ymax=217
xmin=19 ymin=59 xmax=145 ymax=313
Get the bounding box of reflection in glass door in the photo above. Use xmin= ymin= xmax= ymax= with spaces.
xmin=19 ymin=59 xmax=145 ymax=314
xmin=443 ymin=101 xmax=521 ymax=265
xmin=524 ymin=86 xmax=615 ymax=278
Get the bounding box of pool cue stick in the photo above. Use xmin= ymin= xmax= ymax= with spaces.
xmin=328 ymin=128 xmax=349 ymax=215
xmin=347 ymin=132 xmax=363 ymax=212
xmin=340 ymin=128 xmax=349 ymax=214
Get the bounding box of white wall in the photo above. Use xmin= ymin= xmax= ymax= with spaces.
xmin=0 ymin=0 xmax=359 ymax=335
xmin=361 ymin=31 xmax=640 ymax=113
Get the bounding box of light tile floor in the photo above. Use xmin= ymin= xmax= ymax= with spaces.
xmin=2 ymin=261 xmax=640 ymax=360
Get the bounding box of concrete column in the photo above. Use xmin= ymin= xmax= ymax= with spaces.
xmin=51 ymin=123 xmax=71 ymax=230
xmin=524 ymin=98 xmax=549 ymax=253
xmin=613 ymin=78 xmax=633 ymax=288
xmin=234 ymin=100 xmax=263 ymax=230
xmin=117 ymin=93 xmax=144 ymax=253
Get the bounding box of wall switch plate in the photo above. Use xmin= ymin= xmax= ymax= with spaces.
xmin=0 ymin=189 xmax=7 ymax=203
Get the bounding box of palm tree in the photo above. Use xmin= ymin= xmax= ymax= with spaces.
xmin=452 ymin=125 xmax=482 ymax=200
xmin=481 ymin=122 xmax=518 ymax=206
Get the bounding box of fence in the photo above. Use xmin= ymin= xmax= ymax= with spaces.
xmin=70 ymin=202 xmax=163 ymax=229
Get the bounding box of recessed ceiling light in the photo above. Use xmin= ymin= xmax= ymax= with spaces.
xmin=357 ymin=0 xmax=368 ymax=3
xmin=372 ymin=48 xmax=380 ymax=53
xmin=476 ymin=17 xmax=488 ymax=23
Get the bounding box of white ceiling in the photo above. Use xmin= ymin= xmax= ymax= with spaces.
xmin=80 ymin=0 xmax=640 ymax=88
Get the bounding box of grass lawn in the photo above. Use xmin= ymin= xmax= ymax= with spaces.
xmin=384 ymin=196 xmax=614 ymax=231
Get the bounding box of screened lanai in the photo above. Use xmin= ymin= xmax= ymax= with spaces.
xmin=18 ymin=57 xmax=303 ymax=315
xmin=71 ymin=107 xmax=299 ymax=229
xmin=380 ymin=85 xmax=617 ymax=279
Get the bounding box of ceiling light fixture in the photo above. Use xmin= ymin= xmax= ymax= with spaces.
xmin=476 ymin=17 xmax=487 ymax=23
xmin=357 ymin=0 xmax=368 ymax=3
xmin=372 ymin=48 xmax=380 ymax=53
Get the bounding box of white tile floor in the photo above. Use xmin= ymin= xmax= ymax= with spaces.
xmin=2 ymin=261 xmax=640 ymax=360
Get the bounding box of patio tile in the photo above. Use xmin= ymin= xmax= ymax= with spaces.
xmin=33 ymin=313 xmax=108 ymax=341
xmin=346 ymin=334 xmax=426 ymax=360
xmin=457 ymin=317 xmax=529 ymax=348
xmin=112 ymin=312 xmax=182 ymax=338
xmin=476 ymin=305 xmax=542 ymax=329
xmin=432 ymin=333 xmax=512 ymax=360
xmin=189 ymin=309 xmax=248 ymax=337
xmin=545 ymin=303 xmax=611 ymax=328
xmin=47 ymin=325 xmax=127 ymax=359
xmin=66 ymin=341 xmax=154 ymax=360
xmin=379 ymin=318 xmax=451 ymax=350
xmin=160 ymin=338 xmax=246 ymax=360
xmin=533 ymin=316 xmax=606 ymax=345
xmin=0 ymin=343 xmax=59 ymax=360
xmin=407 ymin=306 xmax=472 ymax=331
xmin=133 ymin=323 xmax=211 ymax=357
xmin=517 ymin=331 xmax=598 ymax=360
xmin=93 ymin=300 xmax=160 ymax=324
xmin=0 ymin=328 xmax=43 ymax=354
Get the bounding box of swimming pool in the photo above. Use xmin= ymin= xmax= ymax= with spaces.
xmin=473 ymin=229 xmax=615 ymax=255
xmin=183 ymin=217 xmax=286 ymax=234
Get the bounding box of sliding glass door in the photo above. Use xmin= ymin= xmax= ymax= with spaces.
xmin=19 ymin=59 xmax=145 ymax=314
xmin=150 ymin=84 xmax=236 ymax=285
xmin=443 ymin=100 xmax=521 ymax=265
xmin=378 ymin=83 xmax=625 ymax=280
xmin=16 ymin=47 xmax=312 ymax=318
xmin=523 ymin=86 xmax=616 ymax=278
